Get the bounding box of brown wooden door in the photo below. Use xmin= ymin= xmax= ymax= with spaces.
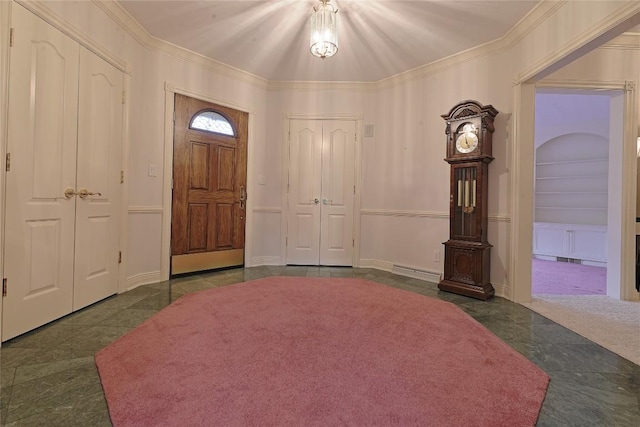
xmin=171 ymin=94 xmax=248 ymax=275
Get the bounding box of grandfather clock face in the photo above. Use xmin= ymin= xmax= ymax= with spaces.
xmin=455 ymin=123 xmax=479 ymax=154
xmin=449 ymin=116 xmax=484 ymax=160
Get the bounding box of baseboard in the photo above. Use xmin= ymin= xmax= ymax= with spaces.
xmin=492 ymin=282 xmax=510 ymax=300
xmin=533 ymin=255 xmax=556 ymax=262
xmin=581 ymin=260 xmax=607 ymax=268
xmin=359 ymin=259 xmax=394 ymax=271
xmin=391 ymin=264 xmax=441 ymax=283
xmin=359 ymin=259 xmax=441 ymax=283
xmin=126 ymin=271 xmax=162 ymax=291
xmin=249 ymin=256 xmax=282 ymax=266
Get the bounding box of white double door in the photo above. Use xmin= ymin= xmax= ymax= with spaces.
xmin=2 ymin=5 xmax=123 ymax=340
xmin=287 ymin=120 xmax=356 ymax=266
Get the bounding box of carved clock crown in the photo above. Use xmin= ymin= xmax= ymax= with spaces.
xmin=441 ymin=99 xmax=498 ymax=124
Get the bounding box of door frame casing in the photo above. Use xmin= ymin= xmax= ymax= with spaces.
xmin=0 ymin=0 xmax=11 ymax=333
xmin=281 ymin=113 xmax=363 ymax=267
xmin=511 ymin=80 xmax=638 ymax=302
xmin=161 ymin=83 xmax=255 ymax=279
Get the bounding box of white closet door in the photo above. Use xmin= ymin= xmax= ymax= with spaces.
xmin=2 ymin=5 xmax=79 ymax=340
xmin=287 ymin=120 xmax=323 ymax=264
xmin=286 ymin=119 xmax=356 ymax=266
xmin=319 ymin=120 xmax=356 ymax=266
xmin=73 ymin=47 xmax=123 ymax=310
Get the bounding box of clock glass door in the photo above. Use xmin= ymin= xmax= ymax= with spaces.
xmin=452 ymin=166 xmax=477 ymax=239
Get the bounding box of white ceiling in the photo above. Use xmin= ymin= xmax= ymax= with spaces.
xmin=118 ymin=0 xmax=540 ymax=82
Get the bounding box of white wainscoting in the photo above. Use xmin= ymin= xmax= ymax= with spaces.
xmin=127 ymin=205 xmax=164 ymax=288
xmin=359 ymin=210 xmax=510 ymax=299
xmin=250 ymin=256 xmax=282 ymax=265
xmin=128 ymin=206 xmax=163 ymax=214
xmin=360 ymin=209 xmax=510 ymax=223
xmin=236 ymin=207 xmax=512 ymax=299
xmin=359 ymin=209 xmax=448 ymax=219
xmin=533 ymin=222 xmax=607 ymax=266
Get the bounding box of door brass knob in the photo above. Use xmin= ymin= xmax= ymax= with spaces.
xmin=77 ymin=188 xmax=102 ymax=199
xmin=64 ymin=188 xmax=78 ymax=199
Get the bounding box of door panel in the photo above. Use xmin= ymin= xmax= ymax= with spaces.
xmin=287 ymin=119 xmax=355 ymax=266
xmin=2 ymin=5 xmax=79 ymax=340
xmin=287 ymin=121 xmax=323 ymax=264
xmin=171 ymin=94 xmax=248 ymax=274
xmin=320 ymin=121 xmax=356 ymax=265
xmin=3 ymin=7 xmax=123 ymax=340
xmin=73 ymin=47 xmax=123 ymax=310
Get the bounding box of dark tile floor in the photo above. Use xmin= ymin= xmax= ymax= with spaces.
xmin=1 ymin=266 xmax=639 ymax=426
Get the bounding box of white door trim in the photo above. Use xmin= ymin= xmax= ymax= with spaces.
xmin=511 ymin=80 xmax=638 ymax=303
xmin=281 ymin=113 xmax=363 ymax=267
xmin=161 ymin=82 xmax=256 ymax=279
xmin=0 ymin=0 xmax=12 ymax=337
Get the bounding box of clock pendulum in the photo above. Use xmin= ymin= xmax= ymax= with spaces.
xmin=438 ymin=100 xmax=498 ymax=300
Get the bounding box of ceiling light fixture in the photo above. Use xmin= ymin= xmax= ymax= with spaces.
xmin=310 ymin=0 xmax=339 ymax=59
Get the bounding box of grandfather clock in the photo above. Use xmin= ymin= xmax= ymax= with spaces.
xmin=438 ymin=100 xmax=498 ymax=300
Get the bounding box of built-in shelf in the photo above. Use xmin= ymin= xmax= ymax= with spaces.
xmin=535 ymin=135 xmax=608 ymax=227
xmin=536 ymin=206 xmax=607 ymax=210
xmin=536 ymin=158 xmax=608 ymax=166
xmin=535 ymin=175 xmax=608 ymax=180
xmin=536 ymin=191 xmax=607 ymax=194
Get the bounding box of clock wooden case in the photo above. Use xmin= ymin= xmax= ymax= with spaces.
xmin=439 ymin=100 xmax=498 ymax=300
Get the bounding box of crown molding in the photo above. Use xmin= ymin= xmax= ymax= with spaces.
xmin=372 ymin=1 xmax=567 ymax=90
xmin=536 ymin=79 xmax=630 ymax=91
xmin=29 ymin=0 xmax=638 ymax=92
xmin=514 ymin=0 xmax=640 ymax=84
xmin=16 ymin=0 xmax=129 ymax=73
xmin=93 ymin=0 xmax=268 ymax=90
xmin=600 ymin=33 xmax=640 ymax=50
xmin=93 ymin=0 xmax=568 ymax=92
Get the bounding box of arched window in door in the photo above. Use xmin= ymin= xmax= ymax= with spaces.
xmin=189 ymin=110 xmax=235 ymax=136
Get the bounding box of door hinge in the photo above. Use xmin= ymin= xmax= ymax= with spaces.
xmin=285 ymin=237 xmax=288 ymax=246
xmin=120 ymin=170 xmax=124 ymax=184
xmin=353 ymin=239 xmax=355 ymax=247
xmin=353 ymin=185 xmax=355 ymax=194
xmin=2 ymin=278 xmax=7 ymax=297
xmin=5 ymin=153 xmax=10 ymax=171
xmin=173 ymin=111 xmax=176 ymax=122
xmin=9 ymin=28 xmax=14 ymax=47
xmin=121 ymin=91 xmax=126 ymax=104
xmin=118 ymin=251 xmax=122 ymax=264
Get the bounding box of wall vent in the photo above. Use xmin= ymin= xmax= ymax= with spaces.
xmin=391 ymin=264 xmax=441 ymax=283
xmin=556 ymin=257 xmax=582 ymax=264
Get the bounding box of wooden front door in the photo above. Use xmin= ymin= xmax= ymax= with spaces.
xmin=171 ymin=94 xmax=248 ymax=275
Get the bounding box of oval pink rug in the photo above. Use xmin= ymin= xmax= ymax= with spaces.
xmin=96 ymin=277 xmax=549 ymax=426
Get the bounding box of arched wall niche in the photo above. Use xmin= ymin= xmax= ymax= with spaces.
xmin=533 ymin=128 xmax=610 ymax=268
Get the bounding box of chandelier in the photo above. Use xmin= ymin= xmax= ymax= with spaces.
xmin=310 ymin=0 xmax=339 ymax=59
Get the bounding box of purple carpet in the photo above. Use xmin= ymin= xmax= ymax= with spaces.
xmin=532 ymin=259 xmax=606 ymax=295
xmin=96 ymin=277 xmax=549 ymax=426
